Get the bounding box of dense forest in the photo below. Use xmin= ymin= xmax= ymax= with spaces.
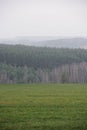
xmin=0 ymin=44 xmax=87 ymax=83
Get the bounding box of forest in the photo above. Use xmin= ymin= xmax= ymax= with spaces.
xmin=0 ymin=44 xmax=87 ymax=83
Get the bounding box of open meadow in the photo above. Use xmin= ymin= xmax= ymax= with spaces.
xmin=0 ymin=84 xmax=87 ymax=130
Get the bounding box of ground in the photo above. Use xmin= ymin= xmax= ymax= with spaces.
xmin=0 ymin=84 xmax=87 ymax=130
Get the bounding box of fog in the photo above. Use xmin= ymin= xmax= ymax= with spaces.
xmin=0 ymin=0 xmax=87 ymax=39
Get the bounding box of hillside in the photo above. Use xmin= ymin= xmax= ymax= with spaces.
xmin=0 ymin=44 xmax=87 ymax=68
xmin=0 ymin=37 xmax=87 ymax=49
xmin=0 ymin=44 xmax=87 ymax=83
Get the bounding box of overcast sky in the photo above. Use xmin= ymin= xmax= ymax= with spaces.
xmin=0 ymin=0 xmax=87 ymax=39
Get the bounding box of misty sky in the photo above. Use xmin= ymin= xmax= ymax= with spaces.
xmin=0 ymin=0 xmax=87 ymax=39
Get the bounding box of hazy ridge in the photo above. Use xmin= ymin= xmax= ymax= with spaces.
xmin=0 ymin=37 xmax=87 ymax=49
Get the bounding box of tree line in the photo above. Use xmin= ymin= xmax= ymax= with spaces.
xmin=0 ymin=44 xmax=87 ymax=83
xmin=0 ymin=44 xmax=87 ymax=69
xmin=0 ymin=62 xmax=87 ymax=83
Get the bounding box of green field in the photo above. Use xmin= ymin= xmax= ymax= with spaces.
xmin=0 ymin=84 xmax=87 ymax=130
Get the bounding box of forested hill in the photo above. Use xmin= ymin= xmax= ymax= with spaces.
xmin=0 ymin=44 xmax=87 ymax=69
xmin=0 ymin=44 xmax=87 ymax=83
xmin=0 ymin=37 xmax=87 ymax=48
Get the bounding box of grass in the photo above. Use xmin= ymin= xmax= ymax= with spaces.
xmin=0 ymin=84 xmax=87 ymax=130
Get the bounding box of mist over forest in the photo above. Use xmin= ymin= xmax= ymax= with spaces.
xmin=0 ymin=37 xmax=87 ymax=49
xmin=0 ymin=0 xmax=87 ymax=83
xmin=0 ymin=39 xmax=87 ymax=84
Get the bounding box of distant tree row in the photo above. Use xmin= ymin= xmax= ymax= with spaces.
xmin=0 ymin=44 xmax=87 ymax=83
xmin=0 ymin=44 xmax=87 ymax=69
xmin=0 ymin=62 xmax=87 ymax=83
xmin=0 ymin=64 xmax=39 ymax=83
